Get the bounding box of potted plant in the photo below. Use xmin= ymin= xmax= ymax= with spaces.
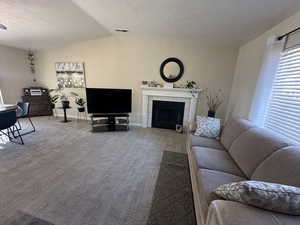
xmin=205 ymin=88 xmax=224 ymax=117
xmin=70 ymin=92 xmax=86 ymax=112
xmin=185 ymin=80 xmax=198 ymax=97
xmin=48 ymin=89 xmax=59 ymax=109
xmin=185 ymin=80 xmax=197 ymax=89
xmin=60 ymin=93 xmax=70 ymax=108
xmin=49 ymin=87 xmax=69 ymax=108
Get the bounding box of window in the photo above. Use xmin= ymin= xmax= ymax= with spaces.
xmin=264 ymin=47 xmax=300 ymax=144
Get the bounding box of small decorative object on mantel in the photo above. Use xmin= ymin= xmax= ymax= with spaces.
xmin=173 ymin=83 xmax=184 ymax=88
xmin=205 ymin=88 xmax=224 ymax=117
xmin=185 ymin=80 xmax=197 ymax=89
xmin=185 ymin=80 xmax=198 ymax=97
xmin=70 ymin=92 xmax=86 ymax=112
xmin=149 ymin=80 xmax=163 ymax=88
xmin=163 ymin=83 xmax=173 ymax=88
xmin=141 ymin=81 xmax=148 ymax=86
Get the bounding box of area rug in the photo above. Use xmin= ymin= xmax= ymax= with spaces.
xmin=3 ymin=211 xmax=55 ymax=225
xmin=146 ymin=151 xmax=196 ymax=225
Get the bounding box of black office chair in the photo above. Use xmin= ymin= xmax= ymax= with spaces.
xmin=0 ymin=110 xmax=24 ymax=145
xmin=16 ymin=102 xmax=35 ymax=135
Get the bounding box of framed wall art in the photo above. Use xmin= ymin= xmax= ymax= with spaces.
xmin=55 ymin=62 xmax=86 ymax=88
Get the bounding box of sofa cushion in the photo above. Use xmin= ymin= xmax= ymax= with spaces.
xmin=198 ymin=169 xmax=246 ymax=203
xmin=214 ymin=181 xmax=300 ymax=215
xmin=220 ymin=118 xmax=255 ymax=150
xmin=194 ymin=116 xmax=221 ymax=138
xmin=193 ymin=147 xmax=244 ymax=177
xmin=252 ymin=146 xmax=300 ymax=187
xmin=206 ymin=200 xmax=300 ymax=225
xmin=228 ymin=127 xmax=291 ymax=178
xmin=196 ymin=169 xmax=245 ymax=223
xmin=198 ymin=168 xmax=246 ymax=211
xmin=190 ymin=135 xmax=224 ymax=150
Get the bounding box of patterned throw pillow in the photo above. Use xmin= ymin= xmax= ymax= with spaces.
xmin=194 ymin=116 xmax=221 ymax=138
xmin=214 ymin=181 xmax=300 ymax=215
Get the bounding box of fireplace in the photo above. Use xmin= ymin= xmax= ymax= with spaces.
xmin=142 ymin=86 xmax=201 ymax=128
xmin=151 ymin=100 xmax=185 ymax=130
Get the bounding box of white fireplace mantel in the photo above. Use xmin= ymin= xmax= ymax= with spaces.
xmin=142 ymin=86 xmax=201 ymax=128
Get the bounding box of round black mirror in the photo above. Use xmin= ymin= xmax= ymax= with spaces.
xmin=160 ymin=57 xmax=184 ymax=83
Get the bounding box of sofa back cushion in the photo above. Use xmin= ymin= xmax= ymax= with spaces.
xmin=220 ymin=118 xmax=255 ymax=150
xmin=252 ymin=146 xmax=300 ymax=187
xmin=228 ymin=127 xmax=291 ymax=178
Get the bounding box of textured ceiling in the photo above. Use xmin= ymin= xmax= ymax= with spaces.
xmin=1 ymin=0 xmax=300 ymax=49
xmin=73 ymin=0 xmax=300 ymax=46
xmin=0 ymin=0 xmax=109 ymax=50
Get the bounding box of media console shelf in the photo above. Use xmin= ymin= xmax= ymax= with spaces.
xmin=90 ymin=113 xmax=129 ymax=132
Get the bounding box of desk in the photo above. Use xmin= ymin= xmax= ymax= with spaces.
xmin=22 ymin=95 xmax=52 ymax=116
xmin=57 ymin=106 xmax=72 ymax=123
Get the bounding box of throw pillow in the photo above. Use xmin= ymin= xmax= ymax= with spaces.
xmin=214 ymin=181 xmax=300 ymax=215
xmin=194 ymin=116 xmax=221 ymax=138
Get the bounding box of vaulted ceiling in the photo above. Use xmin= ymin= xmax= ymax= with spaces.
xmin=1 ymin=0 xmax=300 ymax=49
xmin=0 ymin=0 xmax=109 ymax=49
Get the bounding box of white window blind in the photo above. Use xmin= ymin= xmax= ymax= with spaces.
xmin=264 ymin=47 xmax=300 ymax=144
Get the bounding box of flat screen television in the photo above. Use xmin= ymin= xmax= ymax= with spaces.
xmin=86 ymin=88 xmax=132 ymax=114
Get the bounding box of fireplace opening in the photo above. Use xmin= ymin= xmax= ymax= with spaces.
xmin=152 ymin=100 xmax=185 ymax=130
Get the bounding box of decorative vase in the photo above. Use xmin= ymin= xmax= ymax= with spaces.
xmin=208 ymin=110 xmax=216 ymax=118
xmin=62 ymin=100 xmax=70 ymax=108
xmin=176 ymin=124 xmax=183 ymax=133
xmin=78 ymin=107 xmax=85 ymax=112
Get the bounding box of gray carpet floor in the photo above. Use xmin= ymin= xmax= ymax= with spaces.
xmin=0 ymin=117 xmax=187 ymax=225
xmin=3 ymin=211 xmax=56 ymax=225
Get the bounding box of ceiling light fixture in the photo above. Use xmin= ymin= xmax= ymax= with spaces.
xmin=115 ymin=28 xmax=129 ymax=33
xmin=0 ymin=24 xmax=7 ymax=30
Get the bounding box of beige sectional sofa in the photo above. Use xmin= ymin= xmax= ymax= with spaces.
xmin=187 ymin=118 xmax=300 ymax=225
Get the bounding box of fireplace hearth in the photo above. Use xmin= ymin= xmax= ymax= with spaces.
xmin=152 ymin=100 xmax=185 ymax=130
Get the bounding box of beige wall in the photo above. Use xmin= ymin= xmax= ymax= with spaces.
xmin=0 ymin=45 xmax=33 ymax=104
xmin=35 ymin=36 xmax=238 ymax=124
xmin=227 ymin=10 xmax=300 ymax=120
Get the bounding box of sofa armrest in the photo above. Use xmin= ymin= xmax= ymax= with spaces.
xmin=206 ymin=200 xmax=300 ymax=225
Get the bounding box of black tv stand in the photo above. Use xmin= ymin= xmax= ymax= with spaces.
xmin=90 ymin=113 xmax=129 ymax=132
